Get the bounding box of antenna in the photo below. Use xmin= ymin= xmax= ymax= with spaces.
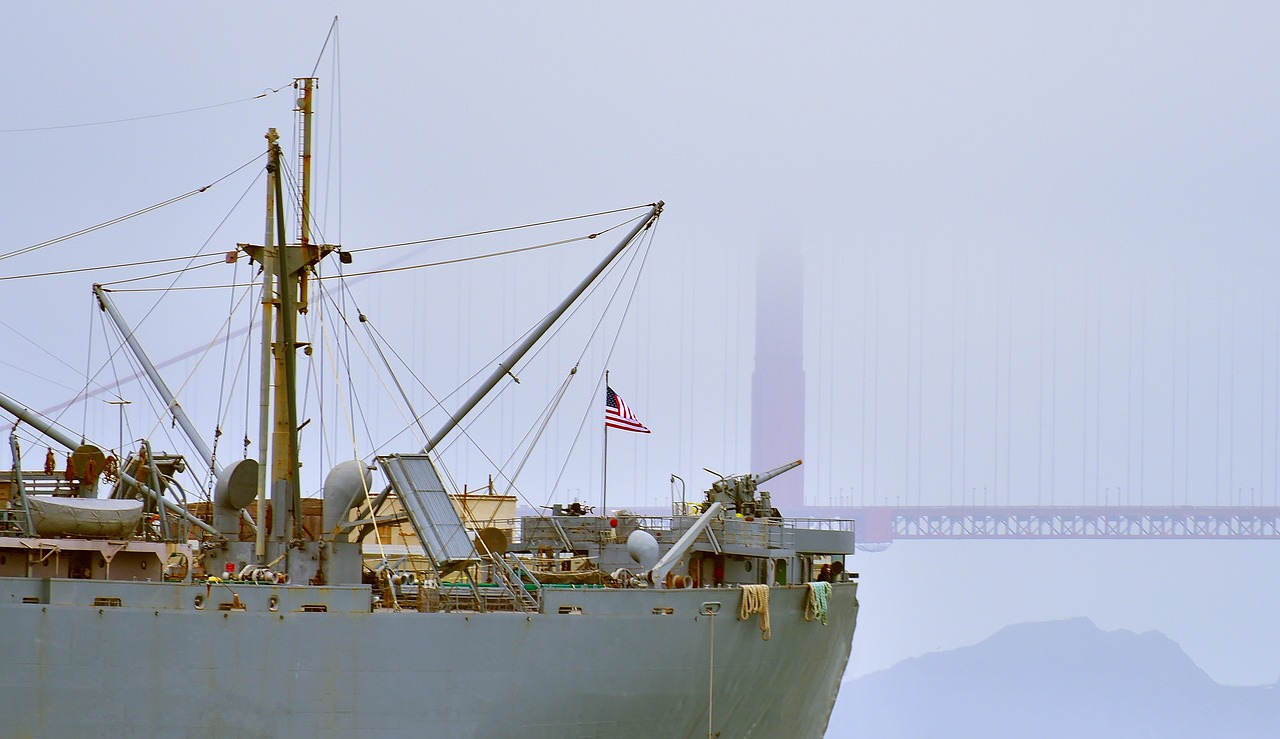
xmin=293 ymin=77 xmax=317 ymax=314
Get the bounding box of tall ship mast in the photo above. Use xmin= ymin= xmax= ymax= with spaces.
xmin=0 ymin=70 xmax=859 ymax=738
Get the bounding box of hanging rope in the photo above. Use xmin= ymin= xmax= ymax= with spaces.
xmin=739 ymin=584 xmax=771 ymax=641
xmin=804 ymin=581 xmax=831 ymax=626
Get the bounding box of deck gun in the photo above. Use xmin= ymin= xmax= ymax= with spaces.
xmin=644 ymin=459 xmax=803 ymax=586
xmin=703 ymin=459 xmax=801 ymax=518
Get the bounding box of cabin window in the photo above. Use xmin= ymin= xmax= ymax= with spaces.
xmin=557 ymin=606 xmax=584 ymax=615
xmin=93 ymin=597 xmax=123 ymax=608
xmin=651 ymin=607 xmax=674 ymax=615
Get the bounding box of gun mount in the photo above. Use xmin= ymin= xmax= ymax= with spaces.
xmin=703 ymin=459 xmax=801 ymax=518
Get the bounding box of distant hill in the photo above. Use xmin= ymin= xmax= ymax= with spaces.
xmin=826 ymin=618 xmax=1279 ymax=739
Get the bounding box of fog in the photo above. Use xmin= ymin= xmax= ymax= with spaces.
xmin=3 ymin=0 xmax=1278 ymax=708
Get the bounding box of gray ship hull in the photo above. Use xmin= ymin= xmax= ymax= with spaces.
xmin=0 ymin=578 xmax=857 ymax=738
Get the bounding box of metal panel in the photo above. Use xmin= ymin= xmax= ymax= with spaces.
xmin=378 ymin=455 xmax=476 ymax=564
xmin=0 ymin=581 xmax=857 ymax=738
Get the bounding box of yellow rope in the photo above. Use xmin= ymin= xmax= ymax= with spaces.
xmin=804 ymin=581 xmax=831 ymax=625
xmin=738 ymin=584 xmax=771 ymax=641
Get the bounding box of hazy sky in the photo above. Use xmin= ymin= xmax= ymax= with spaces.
xmin=3 ymin=3 xmax=1279 ymax=693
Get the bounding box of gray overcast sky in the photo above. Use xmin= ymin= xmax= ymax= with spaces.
xmin=3 ymin=2 xmax=1279 ymax=693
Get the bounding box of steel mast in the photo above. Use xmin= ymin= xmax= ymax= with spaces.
xmin=240 ymin=77 xmax=336 ymax=546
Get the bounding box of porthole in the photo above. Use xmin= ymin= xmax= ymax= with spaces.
xmin=744 ymin=560 xmax=752 ymax=572
xmin=193 ymin=594 xmax=205 ymax=610
xmin=268 ymin=595 xmax=279 ymax=612
xmin=140 ymin=560 xmax=147 ymax=570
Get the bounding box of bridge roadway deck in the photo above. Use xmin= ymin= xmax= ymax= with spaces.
xmin=804 ymin=505 xmax=1280 ymax=544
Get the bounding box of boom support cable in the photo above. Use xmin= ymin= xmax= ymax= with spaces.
xmin=543 ymin=223 xmax=659 ymax=507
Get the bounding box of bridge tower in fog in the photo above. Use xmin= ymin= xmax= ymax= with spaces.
xmin=751 ymin=245 xmax=806 ymax=511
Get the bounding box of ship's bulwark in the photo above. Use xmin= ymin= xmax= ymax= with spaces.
xmin=2 ymin=581 xmax=856 ymax=738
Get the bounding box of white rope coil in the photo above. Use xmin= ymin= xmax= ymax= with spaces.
xmin=738 ymin=584 xmax=771 ymax=641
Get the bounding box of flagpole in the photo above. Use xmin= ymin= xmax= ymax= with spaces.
xmin=602 ymin=370 xmax=609 ymax=518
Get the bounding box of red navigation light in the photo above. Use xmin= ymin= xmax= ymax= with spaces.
xmin=609 ymin=518 xmax=618 ymax=528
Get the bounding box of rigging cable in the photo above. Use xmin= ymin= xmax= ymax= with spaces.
xmin=318 ymin=318 xmax=386 ymax=558
xmin=0 ymin=252 xmax=260 ymax=284
xmin=370 ymin=215 xmax=659 ymax=515
xmin=349 ymin=310 xmax=467 ymax=497
xmin=310 ymin=17 xmax=340 ymax=78
xmin=105 ymin=285 xmax=257 ymax=481
xmin=38 ymin=295 xmax=107 ymax=449
xmin=501 ymin=366 xmax=578 ymax=497
xmin=38 ymin=194 xmax=614 ymax=455
xmin=311 ymin=269 xmax=508 ymax=497
xmin=310 ymin=281 xmax=394 ymax=560
xmin=102 ymin=233 xmax=599 ymax=292
xmin=242 ymin=278 xmax=259 ymax=460
xmin=86 ymin=157 xmax=265 ymax=480
xmin=543 ymin=221 xmax=660 ymax=507
xmin=110 ymin=211 xmax=641 ymax=498
xmin=449 ymin=220 xmax=654 ymax=458
xmin=326 ymin=19 xmax=343 ymax=246
xmin=98 ymin=314 xmax=192 ymax=492
xmin=98 ymin=258 xmax=228 ymax=288
xmin=212 ymin=289 xmax=258 ymax=464
xmin=359 ymin=314 xmax=433 ymax=451
xmin=79 ymin=298 xmax=94 ymax=441
xmin=369 ymin=221 xmax=652 ymax=458
xmin=310 ymin=294 xmax=436 ymax=465
xmin=311 ymin=287 xmax=389 ymax=564
xmin=343 ymin=231 xmax=637 ymax=524
xmin=0 ymin=319 xmax=120 ymax=399
xmin=0 ymin=84 xmax=291 ymax=134
xmin=0 ymin=206 xmax=646 ymax=282
xmin=440 ymin=232 xmax=646 ymax=475
xmin=97 ymin=307 xmax=133 ymax=456
xmin=0 ymin=152 xmax=266 ymax=263
xmin=206 ymin=254 xmax=248 ymax=497
xmin=348 ymin=204 xmax=652 ymax=255
xmin=317 ymin=270 xmax=379 ymax=477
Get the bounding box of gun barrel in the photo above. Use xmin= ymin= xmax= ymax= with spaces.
xmin=755 ymin=459 xmax=802 ymax=485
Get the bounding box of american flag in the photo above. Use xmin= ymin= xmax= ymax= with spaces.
xmin=605 ymin=386 xmax=650 ymax=434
